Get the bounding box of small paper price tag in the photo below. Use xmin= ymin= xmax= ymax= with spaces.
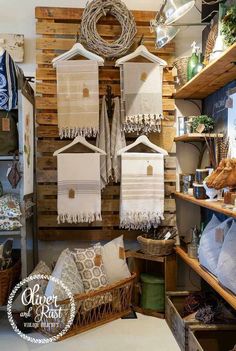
xmin=83 ymin=87 xmax=90 ymax=98
xmin=94 ymin=254 xmax=102 ymax=266
xmin=196 ymin=124 xmax=205 ymax=134
xmin=2 ymin=118 xmax=10 ymax=131
xmin=147 ymin=164 xmax=153 ymax=176
xmin=140 ymin=72 xmax=148 ymax=81
xmin=215 ymin=228 xmax=224 ymax=243
xmin=68 ymin=188 xmax=75 ymax=199
xmin=225 ymin=97 xmax=233 ymax=109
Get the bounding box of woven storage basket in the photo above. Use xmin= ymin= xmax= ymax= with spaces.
xmin=137 ymin=236 xmax=175 ymax=256
xmin=0 ymin=255 xmax=21 ymax=306
xmin=36 ymin=272 xmax=136 ymax=341
xmin=173 ymin=56 xmax=189 ymax=86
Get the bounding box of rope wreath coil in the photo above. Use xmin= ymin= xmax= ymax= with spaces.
xmin=80 ymin=0 xmax=137 ymax=58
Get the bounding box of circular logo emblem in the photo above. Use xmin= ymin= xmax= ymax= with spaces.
xmin=7 ymin=274 xmax=76 ymax=344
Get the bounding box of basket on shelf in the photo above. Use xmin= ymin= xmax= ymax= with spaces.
xmin=36 ymin=272 xmax=136 ymax=340
xmin=173 ymin=56 xmax=189 ymax=86
xmin=137 ymin=236 xmax=175 ymax=256
xmin=0 ymin=255 xmax=21 ymax=306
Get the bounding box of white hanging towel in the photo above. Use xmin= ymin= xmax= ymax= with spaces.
xmin=57 ymin=153 xmax=102 ymax=224
xmin=96 ymin=96 xmax=112 ymax=190
xmin=121 ymin=62 xmax=163 ymax=134
xmin=56 ymin=60 xmax=99 ymax=138
xmin=120 ymin=153 xmax=164 ymax=231
xmin=111 ymin=97 xmax=126 ymax=183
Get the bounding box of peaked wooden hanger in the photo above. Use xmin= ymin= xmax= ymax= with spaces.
xmin=52 ymin=42 xmax=104 ymax=68
xmin=53 ymin=136 xmax=106 ymax=156
xmin=115 ymin=45 xmax=167 ymax=67
xmin=117 ymin=135 xmax=168 ymax=155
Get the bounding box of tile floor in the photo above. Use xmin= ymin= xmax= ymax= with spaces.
xmin=0 ymin=312 xmax=180 ymax=351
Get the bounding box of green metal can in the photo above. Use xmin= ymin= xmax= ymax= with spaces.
xmin=140 ymin=273 xmax=165 ymax=312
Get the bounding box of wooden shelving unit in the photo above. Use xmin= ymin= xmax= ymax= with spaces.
xmin=174 ymin=133 xmax=224 ymax=142
xmin=174 ymin=192 xmax=236 ymax=218
xmin=0 ymin=230 xmax=21 ymax=236
xmin=174 ymin=43 xmax=236 ymax=99
xmin=176 ymin=246 xmax=236 ymax=310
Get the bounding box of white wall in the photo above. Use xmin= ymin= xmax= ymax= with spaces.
xmin=0 ymin=0 xmax=202 ymax=76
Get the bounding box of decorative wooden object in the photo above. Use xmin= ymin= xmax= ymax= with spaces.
xmin=176 ymin=246 xmax=236 ymax=311
xmin=35 ymin=6 xmax=176 ymax=241
xmin=0 ymin=34 xmax=24 ymax=62
xmin=37 ymin=273 xmax=136 ymax=340
xmin=126 ymin=250 xmax=177 ymax=318
xmin=174 ymin=43 xmax=236 ymax=99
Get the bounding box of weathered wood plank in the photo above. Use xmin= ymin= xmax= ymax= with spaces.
xmin=35 ymin=96 xmax=175 ymax=112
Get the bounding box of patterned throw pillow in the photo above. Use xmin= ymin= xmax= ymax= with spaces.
xmin=45 ymin=248 xmax=84 ymax=301
xmin=0 ymin=194 xmax=21 ymax=218
xmin=28 ymin=261 xmax=51 ymax=296
xmin=0 ymin=217 xmax=22 ymax=230
xmin=72 ymin=244 xmax=111 ymax=311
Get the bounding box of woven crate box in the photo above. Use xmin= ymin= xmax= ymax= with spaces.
xmin=0 ymin=252 xmax=21 ymax=306
xmin=188 ymin=325 xmax=236 ymax=351
xmin=36 ymin=273 xmax=136 ymax=341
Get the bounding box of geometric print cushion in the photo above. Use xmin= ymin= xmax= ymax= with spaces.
xmin=72 ymin=244 xmax=111 ymax=311
xmin=28 ymin=261 xmax=52 ymax=296
xmin=45 ymin=248 xmax=84 ymax=301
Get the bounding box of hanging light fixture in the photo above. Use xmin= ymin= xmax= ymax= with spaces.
xmin=155 ymin=24 xmax=180 ymax=48
xmin=162 ymin=0 xmax=195 ymax=25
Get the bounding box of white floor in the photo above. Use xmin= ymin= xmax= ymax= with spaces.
xmin=0 ymin=312 xmax=180 ymax=351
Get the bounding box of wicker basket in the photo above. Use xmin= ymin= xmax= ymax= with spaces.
xmin=173 ymin=56 xmax=189 ymax=86
xmin=137 ymin=236 xmax=175 ymax=256
xmin=0 ymin=256 xmax=21 ymax=306
xmin=36 ymin=273 xmax=136 ymax=340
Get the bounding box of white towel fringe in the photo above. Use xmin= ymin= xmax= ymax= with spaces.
xmin=120 ymin=211 xmax=164 ymax=231
xmin=57 ymin=212 xmax=102 ymax=224
xmin=122 ymin=114 xmax=163 ymax=134
xmin=59 ymin=127 xmax=98 ymax=139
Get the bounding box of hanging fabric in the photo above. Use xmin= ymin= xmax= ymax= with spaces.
xmin=120 ymin=153 xmax=165 ymax=231
xmin=111 ymin=97 xmax=126 ymax=183
xmin=56 ymin=60 xmax=99 ymax=138
xmin=57 ymin=153 xmax=102 ymax=224
xmin=0 ymin=50 xmax=18 ymax=111
xmin=121 ymin=62 xmax=164 ymax=134
xmin=96 ymin=96 xmax=112 ymax=190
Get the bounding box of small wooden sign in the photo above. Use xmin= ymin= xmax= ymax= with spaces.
xmin=147 ymin=164 xmax=153 ymax=176
xmin=83 ymin=87 xmax=90 ymax=97
xmin=68 ymin=188 xmax=75 ymax=199
xmin=2 ymin=118 xmax=10 ymax=131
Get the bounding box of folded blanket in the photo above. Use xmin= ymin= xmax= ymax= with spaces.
xmin=121 ymin=62 xmax=164 ymax=134
xmin=57 ymin=153 xmax=102 ymax=223
xmin=96 ymin=96 xmax=112 ymax=190
xmin=56 ymin=60 xmax=99 ymax=138
xmin=0 ymin=50 xmax=18 ymax=111
xmin=111 ymin=97 xmax=126 ymax=183
xmin=120 ymin=153 xmax=164 ymax=231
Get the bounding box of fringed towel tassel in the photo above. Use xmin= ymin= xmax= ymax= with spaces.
xmin=122 ymin=114 xmax=163 ymax=134
xmin=57 ymin=212 xmax=102 ymax=224
xmin=120 ymin=211 xmax=164 ymax=231
xmin=59 ymin=127 xmax=98 ymax=139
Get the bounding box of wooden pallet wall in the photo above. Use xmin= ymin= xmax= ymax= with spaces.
xmin=35 ymin=6 xmax=176 ymax=241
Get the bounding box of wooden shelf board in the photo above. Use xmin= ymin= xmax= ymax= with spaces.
xmin=174 ymin=43 xmax=236 ymax=99
xmin=125 ymin=250 xmax=165 ymax=263
xmin=174 ymin=133 xmax=224 ymax=142
xmin=0 ymin=230 xmax=21 ymax=236
xmin=176 ymin=246 xmax=236 ymax=310
xmin=174 ymin=192 xmax=236 ymax=218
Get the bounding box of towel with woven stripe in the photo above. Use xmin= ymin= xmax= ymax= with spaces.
xmin=120 ymin=153 xmax=164 ymax=230
xmin=56 ymin=60 xmax=99 ymax=138
xmin=0 ymin=50 xmax=18 ymax=111
xmin=111 ymin=97 xmax=126 ymax=183
xmin=96 ymin=96 xmax=112 ymax=190
xmin=57 ymin=153 xmax=102 ymax=223
xmin=121 ymin=62 xmax=164 ymax=134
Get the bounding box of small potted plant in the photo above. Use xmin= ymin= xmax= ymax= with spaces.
xmin=192 ymin=115 xmax=214 ymax=133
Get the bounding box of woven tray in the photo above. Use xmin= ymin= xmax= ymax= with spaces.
xmin=36 ymin=272 xmax=136 ymax=341
xmin=137 ymin=236 xmax=175 ymax=256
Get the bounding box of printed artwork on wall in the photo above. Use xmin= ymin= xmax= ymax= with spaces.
xmin=22 ymin=95 xmax=34 ymax=195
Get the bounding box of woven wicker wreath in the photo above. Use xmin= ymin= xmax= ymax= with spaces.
xmin=80 ymin=0 xmax=137 ymax=59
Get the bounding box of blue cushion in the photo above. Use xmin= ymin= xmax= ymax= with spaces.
xmin=217 ymin=220 xmax=236 ymax=294
xmin=198 ymin=216 xmax=232 ymax=276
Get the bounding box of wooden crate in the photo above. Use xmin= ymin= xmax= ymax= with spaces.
xmin=166 ymin=291 xmax=201 ymax=351
xmin=188 ymin=325 xmax=236 ymax=351
xmin=35 ymin=7 xmax=176 ymax=241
